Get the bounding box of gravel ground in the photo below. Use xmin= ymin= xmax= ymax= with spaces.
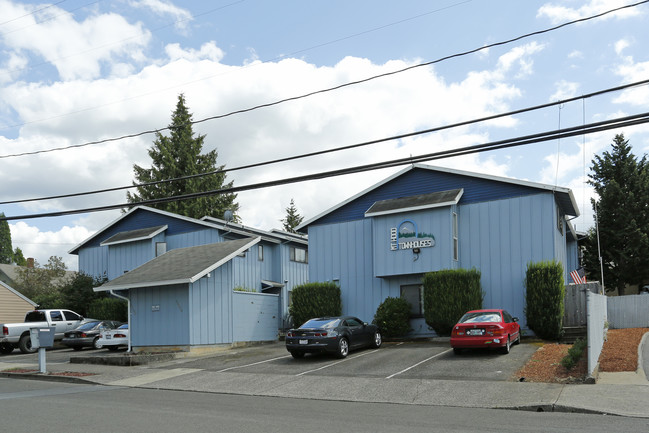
xmin=514 ymin=328 xmax=649 ymax=383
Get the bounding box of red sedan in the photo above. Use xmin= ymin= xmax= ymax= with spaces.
xmin=450 ymin=309 xmax=521 ymax=354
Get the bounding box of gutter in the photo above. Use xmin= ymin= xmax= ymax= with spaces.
xmin=110 ymin=290 xmax=131 ymax=352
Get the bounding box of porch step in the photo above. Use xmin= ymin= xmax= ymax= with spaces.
xmin=561 ymin=326 xmax=587 ymax=344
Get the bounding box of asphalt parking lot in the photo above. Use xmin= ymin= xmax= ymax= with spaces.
xmin=1 ymin=340 xmax=539 ymax=382
xmin=166 ymin=340 xmax=539 ymax=382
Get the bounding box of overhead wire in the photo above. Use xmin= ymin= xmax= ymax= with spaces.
xmin=2 ymin=78 xmax=648 ymax=206
xmin=1 ymin=0 xmax=647 ymax=158
xmin=3 ymin=110 xmax=649 ymax=221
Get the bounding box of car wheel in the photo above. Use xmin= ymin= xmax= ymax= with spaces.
xmin=336 ymin=337 xmax=349 ymax=358
xmin=18 ymin=334 xmax=36 ymax=354
xmin=93 ymin=338 xmax=103 ymax=350
xmin=290 ymin=351 xmax=304 ymax=359
xmin=0 ymin=343 xmax=14 ymax=354
xmin=107 ymin=346 xmax=119 ymax=351
xmin=72 ymin=346 xmax=83 ymax=351
xmin=371 ymin=331 xmax=382 ymax=348
xmin=501 ymin=337 xmax=511 ymax=354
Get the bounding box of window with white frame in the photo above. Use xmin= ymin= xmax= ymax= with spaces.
xmin=289 ymin=246 xmax=308 ymax=263
xmin=258 ymin=244 xmax=264 ymax=261
xmin=156 ymin=242 xmax=167 ymax=257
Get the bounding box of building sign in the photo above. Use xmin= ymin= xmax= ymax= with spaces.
xmin=390 ymin=220 xmax=435 ymax=251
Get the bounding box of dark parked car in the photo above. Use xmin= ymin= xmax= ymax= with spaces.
xmin=450 ymin=309 xmax=520 ymax=354
xmin=286 ymin=316 xmax=382 ymax=359
xmin=61 ymin=320 xmax=122 ymax=351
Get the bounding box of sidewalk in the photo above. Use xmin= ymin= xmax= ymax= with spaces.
xmin=2 ymin=351 xmax=648 ymax=419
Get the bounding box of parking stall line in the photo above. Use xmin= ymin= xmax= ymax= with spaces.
xmin=217 ymin=355 xmax=292 ymax=372
xmin=295 ymin=349 xmax=379 ymax=377
xmin=385 ymin=348 xmax=452 ymax=379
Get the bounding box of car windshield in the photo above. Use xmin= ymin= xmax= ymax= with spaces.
xmin=77 ymin=321 xmax=100 ymax=330
xmin=460 ymin=312 xmax=501 ymax=323
xmin=300 ymin=318 xmax=340 ymax=329
xmin=117 ymin=324 xmax=128 ymax=329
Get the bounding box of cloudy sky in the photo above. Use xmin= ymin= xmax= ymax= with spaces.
xmin=1 ymin=0 xmax=648 ymax=270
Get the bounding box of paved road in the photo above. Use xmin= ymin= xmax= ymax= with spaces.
xmin=2 ymin=378 xmax=648 ymax=433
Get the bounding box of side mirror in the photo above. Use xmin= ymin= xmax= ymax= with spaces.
xmin=513 ymin=317 xmax=519 ymax=322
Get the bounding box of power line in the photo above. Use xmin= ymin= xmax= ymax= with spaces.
xmin=2 ymin=0 xmax=646 ymax=159
xmin=2 ymin=78 xmax=648 ymax=206
xmin=3 ymin=110 xmax=648 ymax=222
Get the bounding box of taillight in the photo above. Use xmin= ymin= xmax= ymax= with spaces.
xmin=114 ymin=333 xmax=126 ymax=338
xmin=81 ymin=333 xmax=87 ymax=338
xmin=451 ymin=326 xmax=464 ymax=337
xmin=287 ymin=331 xmax=294 ymax=337
xmin=314 ymin=332 xmax=327 ymax=337
xmin=486 ymin=325 xmax=504 ymax=336
xmin=2 ymin=326 xmax=8 ymax=336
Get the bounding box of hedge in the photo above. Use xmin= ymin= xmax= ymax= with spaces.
xmin=423 ymin=268 xmax=484 ymax=336
xmin=289 ymin=282 xmax=342 ymax=327
xmin=525 ymin=260 xmax=565 ymax=340
xmin=373 ymin=297 xmax=411 ymax=338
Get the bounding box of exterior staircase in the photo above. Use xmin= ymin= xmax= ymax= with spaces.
xmin=561 ymin=326 xmax=587 ymax=344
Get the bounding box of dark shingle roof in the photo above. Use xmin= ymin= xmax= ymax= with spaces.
xmin=365 ymin=189 xmax=463 ymax=217
xmin=96 ymin=237 xmax=260 ymax=291
xmin=100 ymin=225 xmax=167 ymax=246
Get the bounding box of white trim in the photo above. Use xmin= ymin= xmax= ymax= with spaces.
xmin=100 ymin=225 xmax=168 ymax=247
xmin=188 ymin=237 xmax=261 ymax=283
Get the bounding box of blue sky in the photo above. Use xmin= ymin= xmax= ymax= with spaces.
xmin=1 ymin=0 xmax=648 ymax=270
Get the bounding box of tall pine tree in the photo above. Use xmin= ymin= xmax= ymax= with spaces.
xmin=126 ymin=94 xmax=239 ymax=220
xmin=281 ymin=199 xmax=304 ymax=233
xmin=0 ymin=213 xmax=14 ymax=264
xmin=583 ymin=134 xmax=649 ymax=294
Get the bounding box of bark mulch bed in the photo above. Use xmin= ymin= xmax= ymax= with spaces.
xmin=514 ymin=328 xmax=648 ymax=383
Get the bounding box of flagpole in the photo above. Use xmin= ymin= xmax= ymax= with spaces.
xmin=594 ymin=201 xmax=605 ymax=294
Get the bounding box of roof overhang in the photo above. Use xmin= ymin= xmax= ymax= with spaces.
xmin=365 ymin=189 xmax=464 ymax=217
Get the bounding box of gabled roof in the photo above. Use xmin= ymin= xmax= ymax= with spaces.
xmin=201 ymin=216 xmax=308 ymax=245
xmin=0 ymin=280 xmax=38 ymax=307
xmin=96 ymin=237 xmax=260 ymax=291
xmin=298 ymin=164 xmax=579 ymax=230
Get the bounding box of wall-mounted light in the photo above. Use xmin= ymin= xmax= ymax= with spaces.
xmin=413 ymin=248 xmax=421 ymax=254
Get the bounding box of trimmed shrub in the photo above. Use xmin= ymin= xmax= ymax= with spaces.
xmin=423 ymin=268 xmax=484 ymax=336
xmin=289 ymin=282 xmax=342 ymax=327
xmin=525 ymin=260 xmax=565 ymax=340
xmin=373 ymin=297 xmax=412 ymax=338
xmin=561 ymin=338 xmax=587 ymax=370
xmin=88 ymin=297 xmax=128 ymax=322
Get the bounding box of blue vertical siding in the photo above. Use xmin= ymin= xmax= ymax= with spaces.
xmin=189 ymin=263 xmax=233 ymax=344
xmin=107 ymin=238 xmax=156 ymax=280
xmin=130 ymin=283 xmax=189 ymax=347
xmin=78 ymin=246 xmax=108 ymax=280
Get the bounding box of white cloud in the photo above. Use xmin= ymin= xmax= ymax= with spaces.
xmin=0 ymin=1 xmax=151 ymax=81
xmin=550 ymin=80 xmax=579 ymax=101
xmin=537 ymin=0 xmax=642 ymax=24
xmin=129 ymin=0 xmax=193 ymax=31
xmin=165 ymin=41 xmax=225 ymax=62
xmin=615 ymin=39 xmax=630 ymax=55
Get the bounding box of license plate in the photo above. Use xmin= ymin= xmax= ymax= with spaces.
xmin=106 ymin=335 xmax=112 ymax=339
xmin=467 ymin=329 xmax=484 ymax=336
xmin=299 ymin=339 xmax=308 ymax=345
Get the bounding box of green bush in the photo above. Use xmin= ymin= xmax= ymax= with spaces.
xmin=373 ymin=297 xmax=412 ymax=338
xmin=423 ymin=268 xmax=484 ymax=336
xmin=87 ymin=297 xmax=128 ymax=322
xmin=561 ymin=338 xmax=587 ymax=370
xmin=525 ymin=261 xmax=565 ymax=340
xmin=289 ymin=282 xmax=342 ymax=327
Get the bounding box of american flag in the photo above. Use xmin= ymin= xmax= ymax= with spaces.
xmin=570 ymin=267 xmax=586 ymax=284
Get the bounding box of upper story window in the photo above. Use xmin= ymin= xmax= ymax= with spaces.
xmin=156 ymin=242 xmax=167 ymax=257
xmin=258 ymin=245 xmax=264 ymax=261
xmin=557 ymin=208 xmax=564 ymax=236
xmin=290 ymin=246 xmax=308 ymax=263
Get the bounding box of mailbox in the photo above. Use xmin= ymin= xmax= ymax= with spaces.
xmin=30 ymin=327 xmax=55 ymax=349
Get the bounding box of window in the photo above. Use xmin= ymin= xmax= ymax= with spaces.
xmin=50 ymin=311 xmax=63 ymax=322
xmin=258 ymin=245 xmax=264 ymax=261
xmin=452 ymin=212 xmax=459 ymax=261
xmin=290 ymin=246 xmax=308 ymax=263
xmin=557 ymin=208 xmax=564 ymax=235
xmin=401 ymin=285 xmax=423 ymax=317
xmin=63 ymin=311 xmax=82 ymax=321
xmin=156 ymin=242 xmax=167 ymax=257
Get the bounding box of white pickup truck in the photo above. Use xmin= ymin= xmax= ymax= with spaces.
xmin=0 ymin=309 xmax=85 ymax=354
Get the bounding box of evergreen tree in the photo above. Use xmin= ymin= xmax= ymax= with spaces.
xmin=583 ymin=134 xmax=649 ymax=294
xmin=281 ymin=199 xmax=304 ymax=233
xmin=12 ymin=247 xmax=27 ymax=266
xmin=0 ymin=213 xmax=13 ymax=264
xmin=126 ymin=94 xmax=239 ymax=220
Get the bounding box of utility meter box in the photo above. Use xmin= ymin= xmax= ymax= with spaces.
xmin=30 ymin=327 xmax=56 ymax=349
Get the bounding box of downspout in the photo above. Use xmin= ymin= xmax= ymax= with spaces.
xmin=110 ymin=290 xmax=131 ymax=352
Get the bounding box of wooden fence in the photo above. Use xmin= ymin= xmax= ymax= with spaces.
xmin=563 ymin=283 xmax=602 ymax=327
